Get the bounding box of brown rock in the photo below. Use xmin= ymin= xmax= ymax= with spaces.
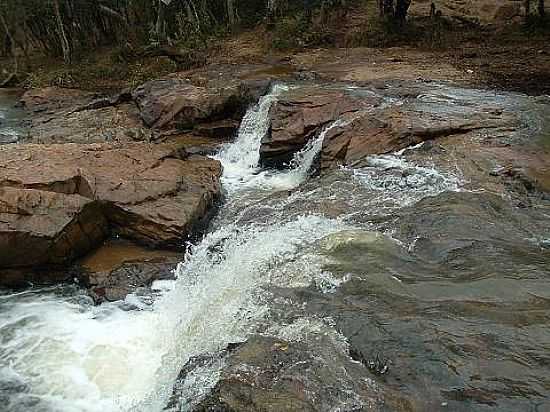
xmin=321 ymin=106 xmax=515 ymax=169
xmin=21 ymin=102 xmax=151 ymax=145
xmin=0 ymin=186 xmax=108 ymax=269
xmin=132 ymin=77 xmax=264 ymax=132
xmin=0 ymin=142 xmax=221 ymax=275
xmin=20 ymin=87 xmax=97 ymax=113
xmin=259 ymin=88 xmax=371 ymax=167
xmin=78 ymin=239 xmax=181 ymax=302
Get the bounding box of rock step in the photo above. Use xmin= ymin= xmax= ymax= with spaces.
xmin=0 ymin=142 xmax=221 ymax=278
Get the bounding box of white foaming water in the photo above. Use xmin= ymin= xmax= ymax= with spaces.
xmin=0 ymin=85 xmax=349 ymax=412
xmin=216 ymin=85 xmax=346 ymax=193
xmin=350 ymin=150 xmax=462 ymax=208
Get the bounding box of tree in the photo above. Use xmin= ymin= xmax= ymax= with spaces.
xmin=378 ymin=0 xmax=412 ymax=24
xmin=52 ymin=0 xmax=71 ymax=64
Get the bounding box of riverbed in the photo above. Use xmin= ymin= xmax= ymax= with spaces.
xmin=1 ymin=81 xmax=550 ymax=411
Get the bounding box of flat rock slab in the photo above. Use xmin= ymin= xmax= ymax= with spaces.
xmin=259 ymin=83 xmax=519 ymax=171
xmin=0 ymin=142 xmax=221 ymax=274
xmin=20 ymin=103 xmax=151 ymax=145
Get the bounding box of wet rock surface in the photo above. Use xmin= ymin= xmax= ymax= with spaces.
xmin=84 ymin=257 xmax=177 ymax=304
xmin=171 ymin=335 xmax=383 ymax=412
xmin=2 ymin=62 xmax=550 ymax=411
xmin=169 ymin=80 xmax=550 ymax=412
xmin=78 ymin=239 xmax=181 ymax=303
xmin=259 ymin=87 xmax=370 ymax=167
xmin=260 ymin=80 xmax=520 ymax=171
xmin=0 ymin=142 xmax=221 ymax=282
xmin=281 ymin=189 xmax=550 ymax=411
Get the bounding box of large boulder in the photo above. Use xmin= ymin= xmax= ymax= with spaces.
xmin=259 ymin=88 xmax=374 ymax=167
xmin=0 ymin=187 xmax=108 ymax=269
xmin=132 ymin=75 xmax=270 ymax=134
xmin=0 ymin=142 xmax=221 ymax=275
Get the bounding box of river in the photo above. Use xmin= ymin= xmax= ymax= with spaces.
xmin=0 ymin=89 xmax=25 ymax=144
xmin=1 ymin=83 xmax=550 ymax=411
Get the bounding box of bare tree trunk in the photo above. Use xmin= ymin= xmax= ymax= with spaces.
xmin=539 ymin=0 xmax=546 ymax=17
xmin=0 ymin=12 xmax=17 ymax=71
xmin=156 ymin=0 xmax=166 ymax=43
xmin=227 ymin=0 xmax=236 ymax=26
xmin=53 ymin=0 xmax=71 ymax=64
xmin=395 ymin=0 xmax=411 ymax=24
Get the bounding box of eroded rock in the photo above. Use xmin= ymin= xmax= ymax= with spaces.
xmin=321 ymin=106 xmax=509 ymax=169
xmin=259 ymin=88 xmax=371 ymax=167
xmin=0 ymin=187 xmax=108 ymax=269
xmin=133 ymin=74 xmax=269 ymax=134
xmin=170 ymin=335 xmax=382 ymax=412
xmin=0 ymin=142 xmax=221 ymax=277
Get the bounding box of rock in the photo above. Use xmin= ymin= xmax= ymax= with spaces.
xmin=78 ymin=239 xmax=181 ymax=303
xmin=392 ymin=191 xmax=546 ymax=264
xmin=20 ymin=87 xmax=97 ymax=113
xmin=259 ymin=83 xmax=514 ymax=171
xmin=259 ymin=88 xmax=370 ymax=168
xmin=0 ymin=142 xmax=221 ymax=276
xmin=321 ymin=104 xmax=515 ymax=169
xmin=0 ymin=187 xmax=109 ymax=269
xmin=132 ymin=76 xmax=266 ymax=133
xmin=21 ymin=102 xmax=151 ymax=145
xmin=172 ymin=336 xmax=382 ymax=412
xmin=85 ymin=258 xmax=177 ymax=303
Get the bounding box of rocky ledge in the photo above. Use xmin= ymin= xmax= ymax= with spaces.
xmin=260 ymin=82 xmax=517 ymax=171
xmin=0 ymin=142 xmax=221 ymax=286
xmin=0 ymin=63 xmax=291 ymax=292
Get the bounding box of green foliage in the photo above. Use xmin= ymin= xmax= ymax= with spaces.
xmin=270 ymin=13 xmax=311 ymax=49
xmin=269 ymin=3 xmax=346 ymax=50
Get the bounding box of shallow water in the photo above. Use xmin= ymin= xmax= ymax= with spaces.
xmin=1 ymin=82 xmax=550 ymax=411
xmin=0 ymin=89 xmax=25 ymax=144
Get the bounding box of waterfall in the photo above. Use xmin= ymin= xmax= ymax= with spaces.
xmin=0 ymin=85 xmax=348 ymax=412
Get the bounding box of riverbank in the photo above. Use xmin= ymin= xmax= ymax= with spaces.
xmin=2 ymin=12 xmax=550 ymax=95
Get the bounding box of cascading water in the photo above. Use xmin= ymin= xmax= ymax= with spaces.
xmin=2 ymin=80 xmax=549 ymax=412
xmin=0 ymin=85 xmax=352 ymax=412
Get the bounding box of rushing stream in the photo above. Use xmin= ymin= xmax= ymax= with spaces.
xmin=1 ymin=83 xmax=550 ymax=411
